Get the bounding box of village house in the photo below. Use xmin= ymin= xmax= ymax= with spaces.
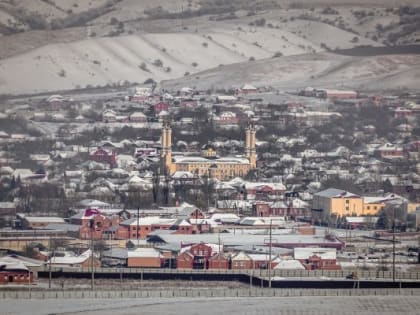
xmin=47 ymin=249 xmax=100 ymax=268
xmin=176 ymin=243 xmax=219 ymax=269
xmin=231 ymin=252 xmax=252 ymax=269
xmin=0 ymin=260 xmax=34 ymax=285
xmin=17 ymin=215 xmax=65 ymax=229
xmin=237 ymin=84 xmax=258 ymax=95
xmin=129 ymin=112 xmax=147 ymax=122
xmin=90 ymin=148 xmax=117 ymax=167
xmin=394 ymin=107 xmax=415 ymax=119
xmin=245 ymin=182 xmax=286 ymax=201
xmin=215 ymin=111 xmax=239 ymax=125
xmin=116 ymin=216 xmax=190 ymax=240
xmin=154 ymin=102 xmax=169 ymax=115
xmin=70 ymin=209 xmax=118 ymax=240
xmin=208 ymin=252 xmax=230 ymax=269
xmin=376 ymin=143 xmax=405 ymax=159
xmin=102 ymin=109 xmax=117 ymax=122
xmin=294 ymin=247 xmax=340 ymax=271
xmin=0 ymin=202 xmax=17 ymax=226
xmin=127 ymin=248 xmax=163 ymax=268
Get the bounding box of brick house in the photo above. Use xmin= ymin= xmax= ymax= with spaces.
xmin=231 ymin=252 xmax=252 ymax=270
xmin=216 ymin=111 xmax=239 ymax=125
xmin=170 ymin=219 xmax=194 ymax=234
xmin=246 ymin=183 xmax=286 ymax=201
xmin=116 ymin=217 xmax=178 ymax=240
xmin=0 ymin=269 xmax=33 ymax=285
xmin=269 ymin=200 xmax=311 ymax=218
xmin=176 ymin=251 xmax=194 ymax=269
xmin=177 ymin=206 xmax=205 ymax=220
xmin=254 ymin=202 xmax=271 ymax=217
xmin=129 ymin=112 xmax=147 ymax=122
xmin=176 ymin=243 xmax=215 ymax=269
xmin=294 ymin=247 xmax=340 ymax=271
xmin=376 ymin=143 xmax=405 ymax=159
xmin=208 ymin=253 xmax=230 ymax=270
xmin=19 ymin=216 xmax=65 ymax=229
xmin=70 ymin=209 xmax=116 ymax=240
xmin=248 ymin=254 xmax=276 ymax=270
xmin=394 ymin=107 xmax=415 ymax=119
xmin=237 ymin=84 xmax=258 ymax=95
xmin=154 ymin=102 xmax=169 ymax=115
xmin=90 ymin=148 xmax=116 ymax=167
xmin=181 ymin=99 xmax=198 ymax=109
xmin=127 ymin=248 xmax=163 ymax=268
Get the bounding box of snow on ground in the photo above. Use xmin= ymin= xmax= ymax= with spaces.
xmin=0 ymin=10 xmax=20 ymax=27
xmin=91 ymin=0 xmax=200 ymax=24
xmin=0 ymin=2 xmax=418 ymax=95
xmin=161 ymin=52 xmax=420 ymax=92
xmin=52 ymin=0 xmax=110 ymax=14
xmin=0 ymin=27 xmax=331 ymax=94
xmin=2 ymin=296 xmax=420 ymax=315
xmin=284 ymin=19 xmax=380 ymax=50
xmin=12 ymin=0 xmax=67 ymax=21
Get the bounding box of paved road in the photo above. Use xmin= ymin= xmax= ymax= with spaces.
xmin=2 ymin=296 xmax=420 ymax=315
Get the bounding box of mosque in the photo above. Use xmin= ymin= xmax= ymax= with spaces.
xmin=161 ymin=119 xmax=257 ymax=180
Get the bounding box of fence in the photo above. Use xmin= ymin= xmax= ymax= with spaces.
xmin=2 ymin=288 xmax=420 ymax=299
xmin=42 ymin=266 xmax=420 ymax=280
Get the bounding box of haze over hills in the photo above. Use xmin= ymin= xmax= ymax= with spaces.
xmin=0 ymin=0 xmax=419 ymax=95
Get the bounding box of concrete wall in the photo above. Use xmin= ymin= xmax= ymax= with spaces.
xmin=2 ymin=288 xmax=420 ymax=300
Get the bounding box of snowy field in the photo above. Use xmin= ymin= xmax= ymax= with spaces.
xmin=2 ymin=296 xmax=420 ymax=315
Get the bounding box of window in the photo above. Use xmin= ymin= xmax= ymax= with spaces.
xmin=345 ymin=200 xmax=349 ymax=204
xmin=367 ymin=206 xmax=370 ymax=210
xmin=346 ymin=207 xmax=349 ymax=211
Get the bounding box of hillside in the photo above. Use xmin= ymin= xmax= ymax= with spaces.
xmin=161 ymin=52 xmax=420 ymax=92
xmin=0 ymin=1 xmax=419 ymax=95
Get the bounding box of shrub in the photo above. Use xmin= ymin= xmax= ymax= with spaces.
xmin=153 ymin=59 xmax=163 ymax=67
xmin=254 ymin=18 xmax=266 ymax=26
xmin=350 ymin=36 xmax=359 ymax=43
xmin=139 ymin=62 xmax=150 ymax=72
xmin=144 ymin=78 xmax=156 ymax=84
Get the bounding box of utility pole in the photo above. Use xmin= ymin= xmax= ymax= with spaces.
xmin=268 ymin=219 xmax=272 ymax=288
xmin=218 ymin=231 xmax=221 ymax=269
xmin=48 ymin=238 xmax=52 ymax=289
xmin=392 ymin=207 xmax=396 ymax=283
xmin=137 ymin=207 xmax=140 ymax=247
xmin=90 ymin=219 xmax=95 ymax=291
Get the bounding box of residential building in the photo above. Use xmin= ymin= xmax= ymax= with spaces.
xmin=312 ymin=188 xmax=363 ymax=217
